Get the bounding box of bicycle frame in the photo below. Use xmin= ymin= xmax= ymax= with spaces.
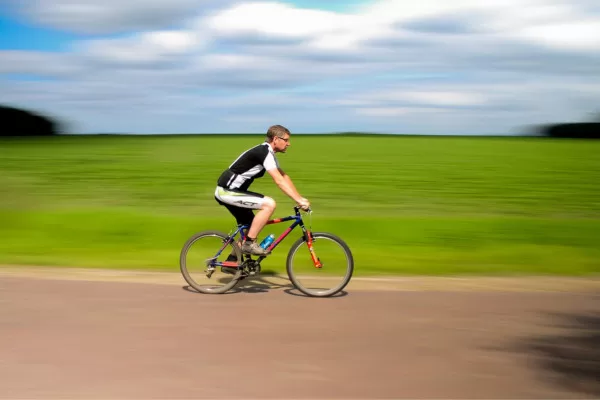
xmin=216 ymin=207 xmax=322 ymax=269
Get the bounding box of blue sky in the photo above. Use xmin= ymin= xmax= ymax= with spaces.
xmin=1 ymin=0 xmax=599 ymax=134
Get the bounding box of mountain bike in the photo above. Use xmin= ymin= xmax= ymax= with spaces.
xmin=179 ymin=206 xmax=354 ymax=297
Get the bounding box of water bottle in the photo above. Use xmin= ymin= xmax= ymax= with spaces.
xmin=259 ymin=234 xmax=275 ymax=249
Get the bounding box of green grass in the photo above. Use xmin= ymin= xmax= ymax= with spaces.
xmin=1 ymin=134 xmax=599 ymax=276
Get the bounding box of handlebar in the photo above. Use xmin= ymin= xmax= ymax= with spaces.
xmin=294 ymin=205 xmax=312 ymax=214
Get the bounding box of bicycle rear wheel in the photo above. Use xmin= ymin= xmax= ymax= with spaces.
xmin=180 ymin=230 xmax=242 ymax=294
xmin=286 ymin=232 xmax=354 ymax=297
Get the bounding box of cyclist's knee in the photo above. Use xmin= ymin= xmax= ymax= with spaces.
xmin=262 ymin=197 xmax=276 ymax=210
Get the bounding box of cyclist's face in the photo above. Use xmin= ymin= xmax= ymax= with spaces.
xmin=274 ymin=135 xmax=290 ymax=152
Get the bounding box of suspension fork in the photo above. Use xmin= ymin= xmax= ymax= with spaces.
xmin=303 ymin=228 xmax=322 ymax=268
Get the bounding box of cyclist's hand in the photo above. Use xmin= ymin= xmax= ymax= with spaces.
xmin=298 ymin=198 xmax=311 ymax=211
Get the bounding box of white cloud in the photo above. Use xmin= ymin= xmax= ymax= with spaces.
xmin=357 ymin=107 xmax=450 ymax=117
xmin=405 ymin=91 xmax=488 ymax=106
xmin=515 ymin=20 xmax=600 ymax=50
xmin=81 ymin=30 xmax=203 ymax=65
xmin=20 ymin=0 xmax=224 ymax=33
xmin=203 ymin=2 xmax=389 ymax=51
xmin=206 ymin=2 xmax=348 ymax=38
xmin=0 ymin=51 xmax=85 ymax=77
xmin=207 ymin=1 xmax=448 ymax=52
xmin=359 ymin=90 xmax=490 ymax=107
xmin=2 ymin=0 xmax=600 ymax=134
xmin=145 ymin=31 xmax=199 ymax=52
xmin=363 ymin=0 xmax=600 ymax=54
xmin=329 ymin=76 xmax=600 ymax=134
xmin=363 ymin=0 xmax=482 ymax=22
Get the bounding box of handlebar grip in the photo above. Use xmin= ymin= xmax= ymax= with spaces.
xmin=294 ymin=206 xmax=312 ymax=213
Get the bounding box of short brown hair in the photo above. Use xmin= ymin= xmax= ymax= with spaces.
xmin=266 ymin=125 xmax=290 ymax=142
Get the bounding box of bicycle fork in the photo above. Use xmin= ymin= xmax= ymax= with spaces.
xmin=305 ymin=231 xmax=323 ymax=269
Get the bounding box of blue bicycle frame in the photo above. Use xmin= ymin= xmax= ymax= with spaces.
xmin=215 ymin=206 xmax=322 ymax=268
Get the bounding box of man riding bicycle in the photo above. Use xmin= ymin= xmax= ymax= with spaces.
xmin=214 ymin=125 xmax=311 ymax=256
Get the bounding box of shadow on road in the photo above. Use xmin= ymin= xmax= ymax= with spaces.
xmin=182 ymin=273 xmax=348 ymax=298
xmin=282 ymin=288 xmax=348 ymax=298
xmin=517 ymin=311 xmax=600 ymax=396
xmin=227 ymin=274 xmax=293 ymax=294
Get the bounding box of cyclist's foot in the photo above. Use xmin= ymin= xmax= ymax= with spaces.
xmin=241 ymin=241 xmax=270 ymax=256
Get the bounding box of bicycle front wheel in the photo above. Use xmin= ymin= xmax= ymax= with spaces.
xmin=286 ymin=232 xmax=354 ymax=297
xmin=180 ymin=230 xmax=242 ymax=294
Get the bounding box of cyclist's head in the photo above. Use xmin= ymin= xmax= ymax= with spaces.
xmin=266 ymin=125 xmax=290 ymax=143
xmin=266 ymin=125 xmax=291 ymax=153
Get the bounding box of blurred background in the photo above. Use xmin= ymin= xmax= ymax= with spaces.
xmin=1 ymin=0 xmax=599 ymax=276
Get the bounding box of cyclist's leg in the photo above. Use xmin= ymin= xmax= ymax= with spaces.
xmin=247 ymin=201 xmax=275 ymax=240
xmin=214 ymin=187 xmax=276 ymax=255
xmin=220 ymin=204 xmax=253 ymax=261
xmin=215 ymin=186 xmax=276 ymax=241
xmin=215 ymin=191 xmax=252 ymax=260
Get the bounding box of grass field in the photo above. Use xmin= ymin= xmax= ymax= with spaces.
xmin=1 ymin=134 xmax=599 ymax=276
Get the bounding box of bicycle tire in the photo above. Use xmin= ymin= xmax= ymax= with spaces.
xmin=180 ymin=230 xmax=242 ymax=294
xmin=286 ymin=232 xmax=354 ymax=297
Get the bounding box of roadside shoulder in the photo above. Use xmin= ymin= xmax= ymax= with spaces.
xmin=2 ymin=266 xmax=599 ymax=292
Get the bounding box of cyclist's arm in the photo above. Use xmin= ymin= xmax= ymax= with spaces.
xmin=267 ymin=168 xmax=303 ymax=203
xmin=278 ymin=168 xmax=301 ymax=195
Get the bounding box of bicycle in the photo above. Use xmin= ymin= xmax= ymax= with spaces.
xmin=179 ymin=206 xmax=354 ymax=297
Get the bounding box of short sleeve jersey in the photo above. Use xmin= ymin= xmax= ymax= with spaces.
xmin=217 ymin=143 xmax=279 ymax=191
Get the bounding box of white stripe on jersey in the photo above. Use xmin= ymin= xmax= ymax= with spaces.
xmin=227 ymin=143 xmax=279 ymax=189
xmin=229 ymin=164 xmax=263 ymax=189
xmin=263 ymin=151 xmax=278 ymax=171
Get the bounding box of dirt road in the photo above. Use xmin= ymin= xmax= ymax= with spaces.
xmin=1 ymin=269 xmax=598 ymax=398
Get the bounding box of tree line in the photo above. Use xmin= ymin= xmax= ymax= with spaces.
xmin=1 ymin=104 xmax=598 ymax=138
xmin=0 ymin=105 xmax=60 ymax=136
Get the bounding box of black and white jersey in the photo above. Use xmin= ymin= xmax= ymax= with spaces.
xmin=217 ymin=143 xmax=279 ymax=191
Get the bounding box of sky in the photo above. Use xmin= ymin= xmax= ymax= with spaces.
xmin=1 ymin=0 xmax=599 ymax=135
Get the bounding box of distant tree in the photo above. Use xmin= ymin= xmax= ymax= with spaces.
xmin=0 ymin=105 xmax=60 ymax=137
xmin=537 ymin=111 xmax=600 ymax=139
xmin=542 ymin=123 xmax=600 ymax=139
